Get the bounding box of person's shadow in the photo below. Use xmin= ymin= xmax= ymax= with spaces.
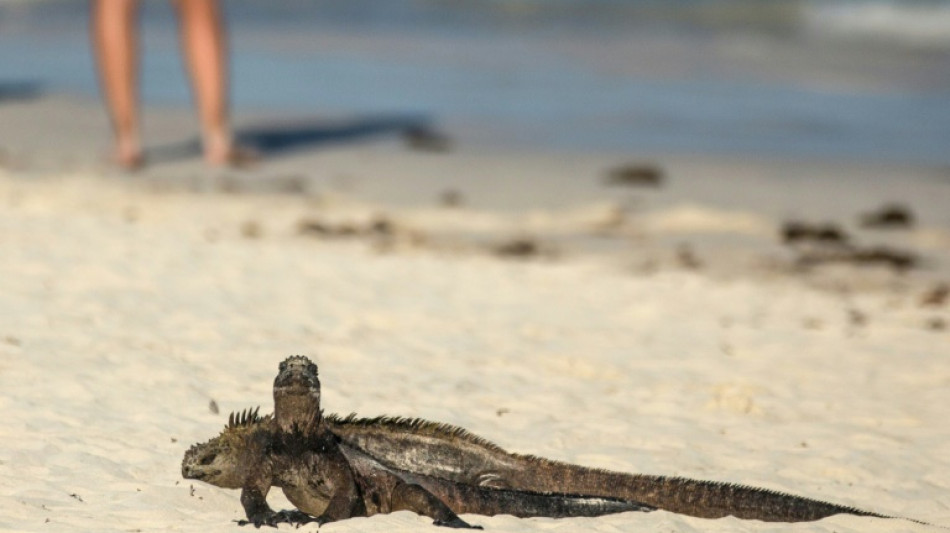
xmin=148 ymin=114 xmax=436 ymax=164
xmin=0 ymin=80 xmax=44 ymax=103
xmin=237 ymin=114 xmax=434 ymax=156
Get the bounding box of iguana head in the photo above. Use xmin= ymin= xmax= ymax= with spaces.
xmin=181 ymin=407 xmax=266 ymax=488
xmin=273 ymin=355 xmax=322 ymax=432
xmin=274 ymin=355 xmax=321 ymax=398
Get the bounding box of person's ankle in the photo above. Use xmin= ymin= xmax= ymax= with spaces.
xmin=203 ymin=131 xmax=232 ymax=166
xmin=204 ymin=131 xmax=257 ymax=168
xmin=115 ymin=137 xmax=143 ymax=170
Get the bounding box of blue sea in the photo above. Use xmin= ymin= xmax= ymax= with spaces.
xmin=1 ymin=0 xmax=949 ymax=165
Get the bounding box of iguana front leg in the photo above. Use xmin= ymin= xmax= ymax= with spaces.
xmin=238 ymin=486 xmax=276 ymax=528
xmin=391 ymin=482 xmax=483 ymax=529
xmin=238 ymin=474 xmax=317 ymax=528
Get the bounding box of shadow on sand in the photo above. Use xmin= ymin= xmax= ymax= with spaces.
xmin=147 ymin=114 xmax=431 ymax=165
xmin=236 ymin=114 xmax=431 ymax=156
xmin=0 ymin=81 xmax=44 ymax=103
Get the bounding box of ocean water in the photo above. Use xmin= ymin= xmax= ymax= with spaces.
xmin=1 ymin=0 xmax=949 ymax=164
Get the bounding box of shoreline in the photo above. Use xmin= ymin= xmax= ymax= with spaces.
xmin=2 ymin=95 xmax=948 ymax=289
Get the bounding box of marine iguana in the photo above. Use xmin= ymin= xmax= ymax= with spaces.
xmin=325 ymin=414 xmax=898 ymax=522
xmin=184 ymin=356 xmax=922 ymax=526
xmin=183 ymin=356 xmax=653 ymax=528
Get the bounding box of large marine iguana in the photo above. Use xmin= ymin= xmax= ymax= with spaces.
xmin=324 ymin=414 xmax=892 ymax=522
xmin=182 ymin=356 xmax=652 ymax=528
xmin=183 ymin=356 xmax=923 ymax=526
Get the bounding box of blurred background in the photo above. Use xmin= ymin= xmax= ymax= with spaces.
xmin=1 ymin=0 xmax=949 ymax=165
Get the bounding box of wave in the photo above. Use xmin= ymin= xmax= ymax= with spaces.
xmin=5 ymin=0 xmax=950 ymax=49
xmin=804 ymin=0 xmax=950 ymax=47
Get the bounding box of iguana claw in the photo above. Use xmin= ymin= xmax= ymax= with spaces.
xmin=235 ymin=509 xmax=316 ymax=528
xmin=274 ymin=509 xmax=317 ymax=526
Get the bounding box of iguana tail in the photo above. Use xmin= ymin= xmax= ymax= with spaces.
xmin=515 ymin=464 xmax=940 ymax=526
xmin=505 ymin=465 xmax=885 ymax=522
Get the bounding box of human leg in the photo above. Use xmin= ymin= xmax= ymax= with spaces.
xmin=91 ymin=0 xmax=143 ymax=169
xmin=173 ymin=0 xmax=238 ymax=165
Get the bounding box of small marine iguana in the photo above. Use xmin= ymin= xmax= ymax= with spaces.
xmin=183 ymin=407 xmax=654 ymax=527
xmin=183 ymin=356 xmax=925 ymax=526
xmin=182 ymin=356 xmax=652 ymax=528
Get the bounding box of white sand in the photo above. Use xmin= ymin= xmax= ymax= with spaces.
xmin=1 ymin=98 xmax=949 ymax=532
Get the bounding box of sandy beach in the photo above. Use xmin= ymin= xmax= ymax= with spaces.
xmin=1 ymin=89 xmax=950 ymax=532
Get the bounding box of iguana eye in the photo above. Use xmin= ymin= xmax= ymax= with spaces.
xmin=199 ymin=453 xmax=217 ymax=465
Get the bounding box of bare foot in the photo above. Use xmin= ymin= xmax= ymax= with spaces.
xmin=114 ymin=138 xmax=144 ymax=171
xmin=205 ymin=141 xmax=258 ymax=168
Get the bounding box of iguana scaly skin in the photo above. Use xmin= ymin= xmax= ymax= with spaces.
xmin=325 ymin=414 xmax=891 ymax=522
xmin=183 ymin=356 xmax=652 ymax=528
xmin=183 ymin=408 xmax=653 ymax=524
xmin=183 ymin=356 xmax=920 ymax=526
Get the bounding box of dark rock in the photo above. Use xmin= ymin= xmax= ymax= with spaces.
xmin=920 ymin=283 xmax=948 ymax=307
xmin=604 ymin=163 xmax=664 ymax=187
xmin=860 ymin=203 xmax=915 ymax=229
xmin=493 ymin=238 xmax=540 ymax=258
xmin=403 ymin=126 xmax=452 ymax=152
